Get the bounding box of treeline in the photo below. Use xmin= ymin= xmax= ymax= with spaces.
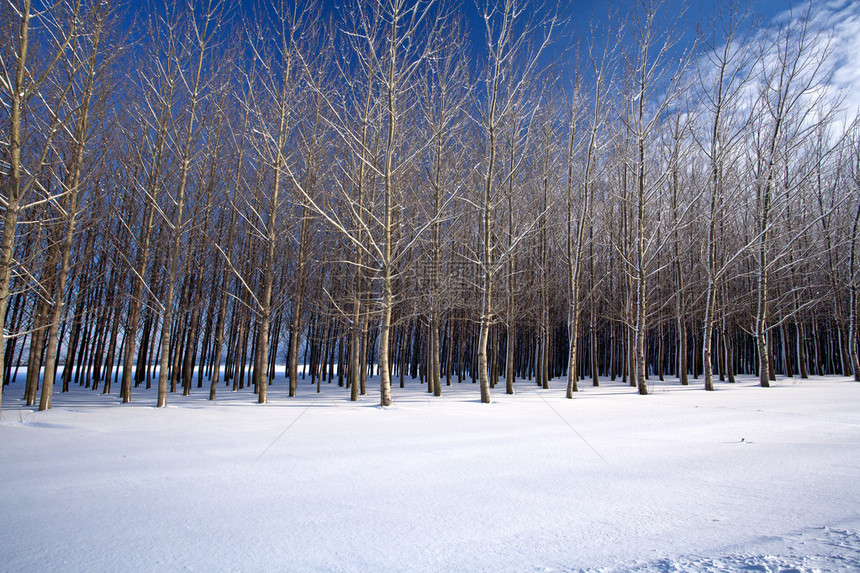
xmin=1 ymin=0 xmax=859 ymax=414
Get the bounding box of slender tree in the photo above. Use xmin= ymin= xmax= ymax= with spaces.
xmin=0 ymin=0 xmax=82 ymax=417
xmin=473 ymin=0 xmax=556 ymax=403
xmin=40 ymin=0 xmax=116 ymax=410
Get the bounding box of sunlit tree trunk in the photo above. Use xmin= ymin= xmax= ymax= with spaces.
xmin=0 ymin=0 xmax=79 ymax=417
xmin=157 ymin=1 xmax=221 ymax=407
xmin=40 ymin=3 xmax=108 ymax=410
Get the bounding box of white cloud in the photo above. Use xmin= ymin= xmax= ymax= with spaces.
xmin=784 ymin=0 xmax=860 ymax=124
xmin=825 ymin=1 xmax=860 ymax=119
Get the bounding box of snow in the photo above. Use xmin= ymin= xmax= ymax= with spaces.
xmin=1 ymin=374 xmax=859 ymax=572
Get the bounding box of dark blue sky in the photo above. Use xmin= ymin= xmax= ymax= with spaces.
xmin=281 ymin=0 xmax=798 ymax=77
xmin=309 ymin=0 xmax=792 ymax=46
xmin=120 ymin=0 xmax=823 ymax=69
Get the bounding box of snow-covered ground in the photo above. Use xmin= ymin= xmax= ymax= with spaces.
xmin=1 ymin=373 xmax=858 ymax=572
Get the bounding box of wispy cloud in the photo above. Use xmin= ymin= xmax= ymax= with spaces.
xmin=824 ymin=1 xmax=860 ymax=118
xmin=778 ymin=0 xmax=860 ymax=122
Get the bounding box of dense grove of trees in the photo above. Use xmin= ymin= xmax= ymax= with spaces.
xmin=2 ymin=0 xmax=859 ymax=414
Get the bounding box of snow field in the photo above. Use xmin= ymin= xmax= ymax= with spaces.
xmin=1 ymin=375 xmax=858 ymax=572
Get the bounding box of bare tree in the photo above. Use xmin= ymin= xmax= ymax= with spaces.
xmin=472 ymin=0 xmax=556 ymax=403
xmin=0 ymin=0 xmax=82 ymax=417
xmin=39 ymin=0 xmax=118 ymax=410
xmin=154 ymin=0 xmax=225 ymax=407
xmin=419 ymin=21 xmax=468 ymax=396
xmin=750 ymin=5 xmax=835 ymax=387
xmin=621 ymin=0 xmax=688 ymax=395
xmin=238 ymin=0 xmax=317 ymax=404
xmin=565 ymin=24 xmax=613 ymax=398
xmin=118 ymin=3 xmax=181 ymax=404
xmin=288 ymin=0 xmax=440 ymax=406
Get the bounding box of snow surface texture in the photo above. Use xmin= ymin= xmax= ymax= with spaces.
xmin=1 ymin=375 xmax=858 ymax=572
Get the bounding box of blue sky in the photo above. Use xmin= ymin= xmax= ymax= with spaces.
xmin=122 ymin=1 xmax=834 ymax=56
xmin=121 ymin=0 xmax=859 ymax=113
xmin=280 ymin=1 xmax=834 ymax=70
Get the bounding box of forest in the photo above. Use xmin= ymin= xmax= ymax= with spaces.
xmin=2 ymin=0 xmax=859 ymax=415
